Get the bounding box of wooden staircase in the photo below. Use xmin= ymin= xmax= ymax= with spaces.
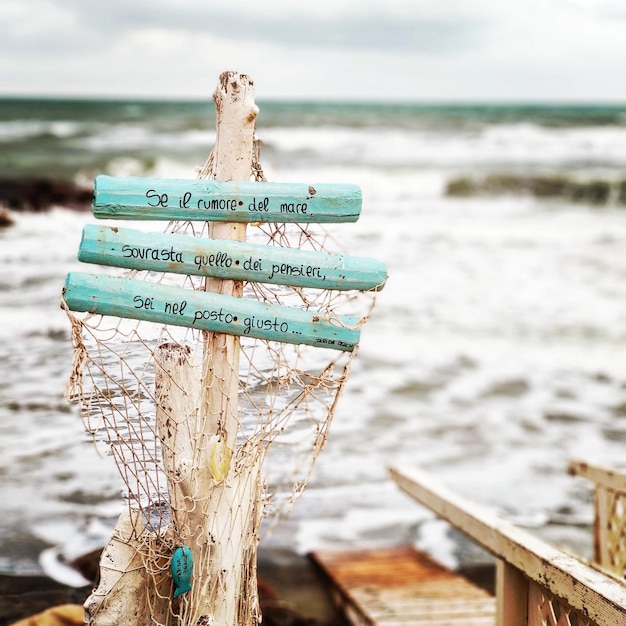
xmin=311 ymin=461 xmax=626 ymax=626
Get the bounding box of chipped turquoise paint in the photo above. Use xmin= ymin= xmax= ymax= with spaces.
xmin=78 ymin=225 xmax=387 ymax=292
xmin=93 ymin=175 xmax=362 ymax=223
xmin=63 ymin=272 xmax=361 ymax=351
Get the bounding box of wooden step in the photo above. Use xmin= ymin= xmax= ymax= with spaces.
xmin=310 ymin=546 xmax=496 ymax=626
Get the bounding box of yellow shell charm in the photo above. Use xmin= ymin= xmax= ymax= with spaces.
xmin=207 ymin=435 xmax=232 ymax=483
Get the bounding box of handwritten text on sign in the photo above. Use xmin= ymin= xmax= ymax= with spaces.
xmin=78 ymin=225 xmax=387 ymax=292
xmin=93 ymin=176 xmax=362 ymax=223
xmin=63 ymin=273 xmax=360 ymax=351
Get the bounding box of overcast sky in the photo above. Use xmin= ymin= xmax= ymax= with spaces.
xmin=2 ymin=0 xmax=626 ymax=102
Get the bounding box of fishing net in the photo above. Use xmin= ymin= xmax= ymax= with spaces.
xmin=63 ymin=139 xmax=380 ymax=624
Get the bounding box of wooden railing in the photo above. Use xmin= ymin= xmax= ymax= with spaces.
xmin=390 ymin=464 xmax=626 ymax=626
xmin=569 ymin=458 xmax=626 ymax=578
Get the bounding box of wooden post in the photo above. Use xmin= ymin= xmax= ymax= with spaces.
xmin=195 ymin=70 xmax=261 ymax=626
xmin=496 ymin=560 xmax=529 ymax=626
xmin=84 ymin=507 xmax=172 ymax=625
xmin=154 ymin=71 xmax=262 ymax=626
xmin=154 ymin=341 xmax=261 ymax=626
xmin=155 ymin=343 xmax=202 ymax=518
xmin=200 ymin=70 xmax=257 ymax=448
xmin=595 ymin=485 xmax=611 ymax=569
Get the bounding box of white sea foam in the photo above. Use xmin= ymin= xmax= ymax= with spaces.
xmin=79 ymin=126 xmax=216 ymax=152
xmin=0 ymin=120 xmax=81 ymax=141
xmin=261 ymin=122 xmax=626 ymax=170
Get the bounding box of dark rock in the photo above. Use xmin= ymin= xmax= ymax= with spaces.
xmin=446 ymin=176 xmax=477 ymax=196
xmin=66 ymin=550 xmax=101 ymax=588
xmin=0 ymin=575 xmax=90 ymax=626
xmin=0 ymin=208 xmax=15 ymax=228
xmin=483 ymin=173 xmax=528 ymax=195
xmin=570 ymin=179 xmax=611 ymax=204
xmin=530 ymin=175 xmax=571 ymax=198
xmin=613 ymin=402 xmax=626 ymax=418
xmin=0 ymin=179 xmax=93 ymax=213
xmin=446 ymin=173 xmax=616 ymax=206
xmin=619 ymin=181 xmax=626 ymax=205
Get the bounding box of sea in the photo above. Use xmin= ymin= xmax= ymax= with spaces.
xmin=1 ymin=97 xmax=626 ymax=579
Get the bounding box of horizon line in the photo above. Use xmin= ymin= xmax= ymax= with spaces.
xmin=1 ymin=92 xmax=625 ymax=108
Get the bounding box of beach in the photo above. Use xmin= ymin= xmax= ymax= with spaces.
xmin=2 ymin=98 xmax=626 ymax=620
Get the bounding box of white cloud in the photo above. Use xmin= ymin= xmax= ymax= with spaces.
xmin=1 ymin=1 xmax=626 ymax=101
xmin=42 ymin=1 xmax=492 ymax=54
xmin=0 ymin=0 xmax=82 ymax=54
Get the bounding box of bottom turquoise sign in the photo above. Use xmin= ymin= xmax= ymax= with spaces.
xmin=64 ymin=272 xmax=360 ymax=352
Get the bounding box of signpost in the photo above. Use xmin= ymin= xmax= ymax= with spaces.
xmin=64 ymin=272 xmax=361 ymax=351
xmin=93 ymin=175 xmax=362 ymax=223
xmin=77 ymin=224 xmax=387 ymax=291
xmin=65 ymin=71 xmax=386 ymax=626
xmin=66 ymin=176 xmax=385 ymax=353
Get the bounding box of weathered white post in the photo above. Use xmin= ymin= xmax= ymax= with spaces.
xmin=196 ymin=70 xmax=262 ymax=626
xmin=156 ymin=71 xmax=263 ymax=626
xmin=83 ymin=506 xmax=172 ymax=625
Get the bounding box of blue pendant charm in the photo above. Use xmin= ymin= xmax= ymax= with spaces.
xmin=171 ymin=545 xmax=194 ymax=598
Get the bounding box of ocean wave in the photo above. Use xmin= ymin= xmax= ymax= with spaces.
xmin=4 ymin=98 xmax=626 ymax=573
xmin=0 ymin=119 xmax=83 ymax=142
xmin=68 ymin=124 xmax=626 ymax=176
xmin=2 ymin=103 xmax=626 ymax=183
xmin=77 ymin=125 xmax=215 ymax=152
xmin=258 ymin=101 xmax=626 ymax=130
xmin=261 ymin=123 xmax=626 ymax=170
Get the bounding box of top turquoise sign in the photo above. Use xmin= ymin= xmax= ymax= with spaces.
xmin=93 ymin=175 xmax=362 ymax=223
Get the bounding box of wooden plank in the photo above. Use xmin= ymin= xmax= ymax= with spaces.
xmin=63 ymin=271 xmax=360 ymax=351
xmin=92 ymin=175 xmax=362 ymax=223
xmin=595 ymin=486 xmax=612 ymax=570
xmin=310 ymin=546 xmax=496 ymax=626
xmin=527 ymin=580 xmax=596 ymax=626
xmin=568 ymin=459 xmax=626 ymax=492
xmin=496 ymin=561 xmax=528 ymax=626
xmin=78 ymin=224 xmax=387 ymax=291
xmin=568 ymin=459 xmax=626 ymax=574
xmin=389 ymin=464 xmax=626 ymax=626
xmin=526 ymin=582 xmax=544 ymax=626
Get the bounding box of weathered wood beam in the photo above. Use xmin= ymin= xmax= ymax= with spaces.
xmin=93 ymin=175 xmax=361 ymax=223
xmin=568 ymin=459 xmax=626 ymax=492
xmin=390 ymin=464 xmax=626 ymax=626
xmin=77 ymin=224 xmax=387 ymax=291
xmin=64 ymin=272 xmax=360 ymax=351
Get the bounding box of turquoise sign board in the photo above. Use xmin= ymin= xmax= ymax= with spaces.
xmin=78 ymin=225 xmax=387 ymax=292
xmin=64 ymin=272 xmax=360 ymax=352
xmin=93 ymin=175 xmax=362 ymax=223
